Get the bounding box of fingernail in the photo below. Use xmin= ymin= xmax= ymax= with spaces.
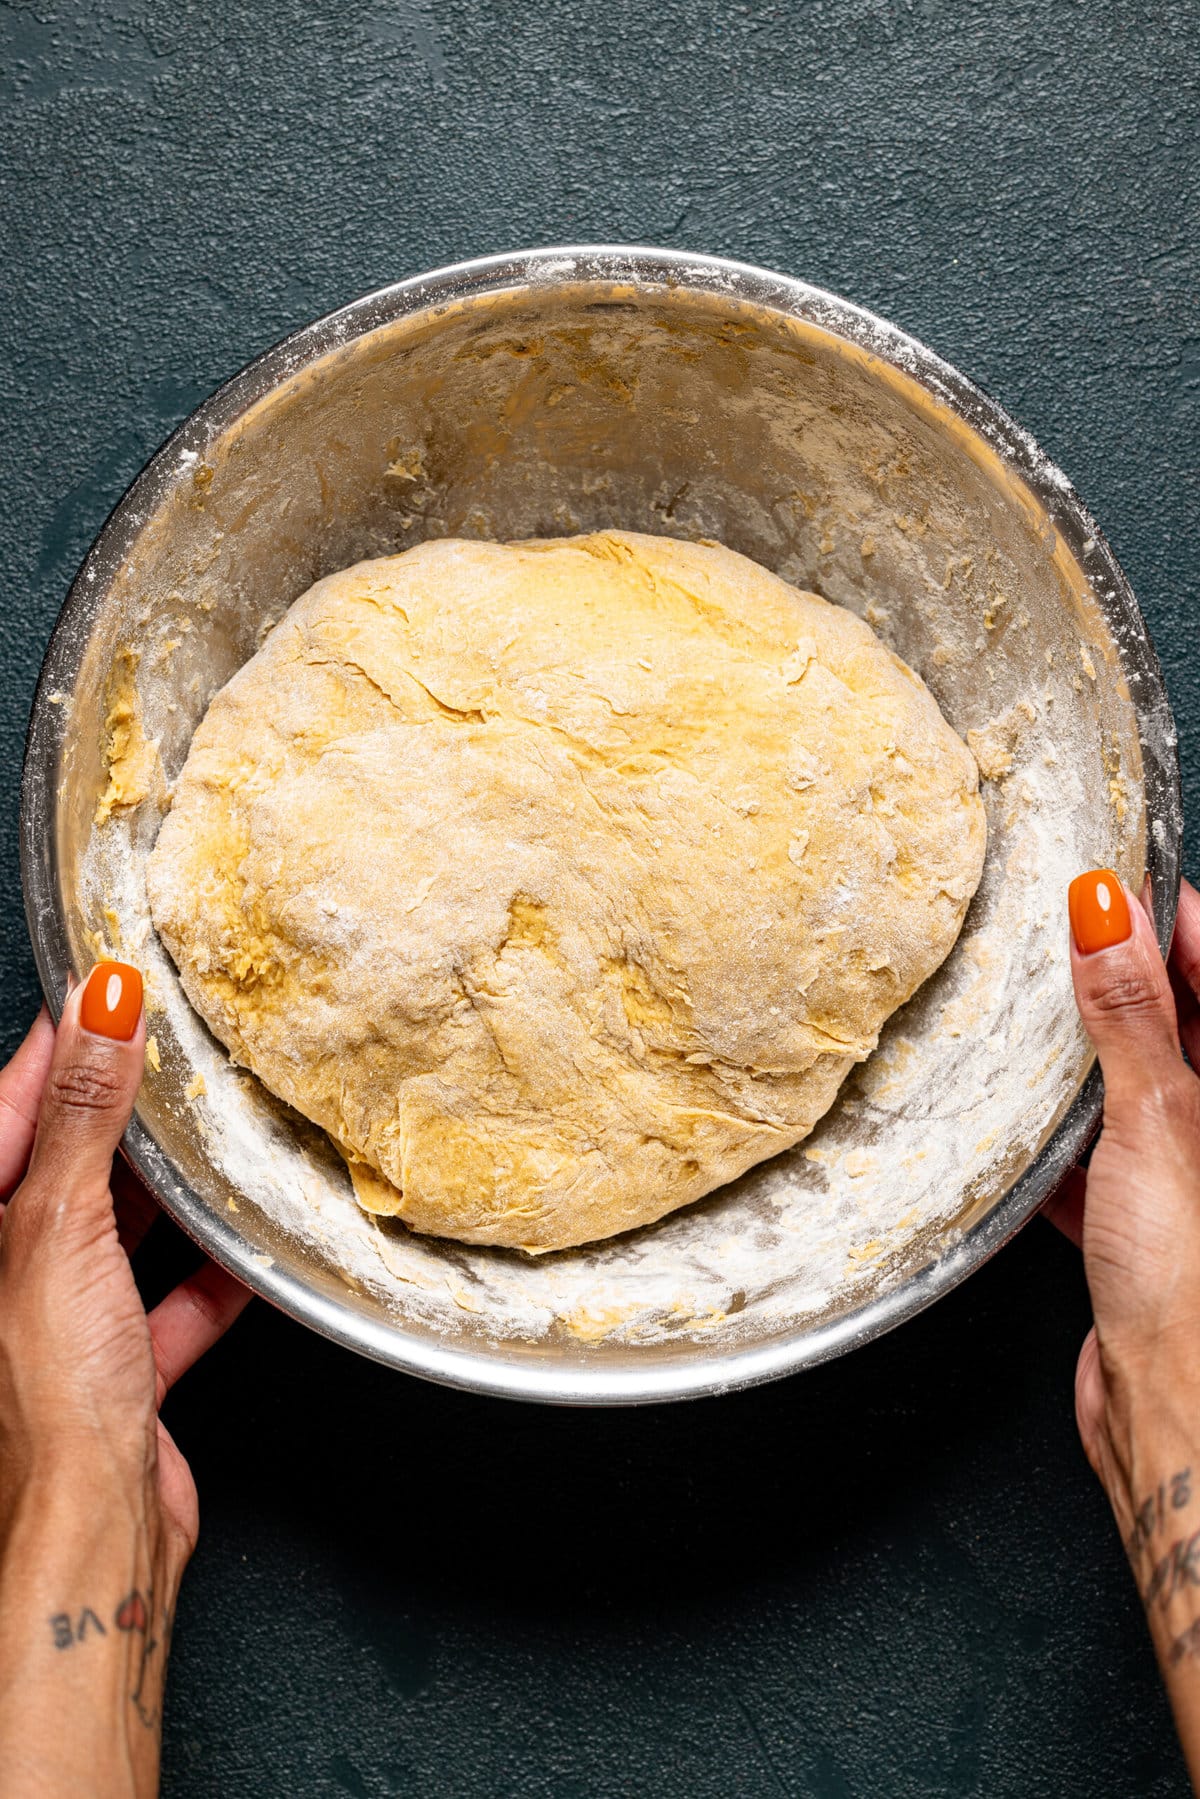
xmin=1068 ymin=869 xmax=1132 ymax=955
xmin=80 ymin=961 xmax=143 ymax=1041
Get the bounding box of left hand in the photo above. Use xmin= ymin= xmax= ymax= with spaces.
xmin=0 ymin=963 xmax=249 ymax=1796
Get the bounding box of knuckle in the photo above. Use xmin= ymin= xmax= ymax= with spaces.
xmin=1086 ymin=968 xmax=1168 ymax=1024
xmin=46 ymin=1059 xmax=127 ymax=1117
xmin=1111 ymin=1076 xmax=1179 ymax=1131
xmin=1106 ymin=1065 xmax=1200 ymax=1142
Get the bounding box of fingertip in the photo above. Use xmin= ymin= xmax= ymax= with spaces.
xmin=20 ymin=967 xmax=148 ymax=1202
xmin=1068 ymin=873 xmax=1163 ymax=977
xmin=78 ymin=962 xmax=144 ymax=1044
xmin=1172 ymin=878 xmax=1200 ymax=967
xmin=149 ymin=1261 xmax=253 ymax=1402
xmin=52 ymin=966 xmax=147 ymax=1081
xmin=1068 ymin=869 xmax=1131 ymax=957
xmin=0 ymin=1009 xmax=60 ymax=1199
xmin=22 ymin=1004 xmax=56 ymax=1060
xmin=1068 ymin=869 xmax=1179 ymax=1076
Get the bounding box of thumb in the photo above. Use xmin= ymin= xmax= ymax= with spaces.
xmin=1069 ymin=869 xmax=1181 ymax=1118
xmin=18 ymin=961 xmax=145 ymax=1224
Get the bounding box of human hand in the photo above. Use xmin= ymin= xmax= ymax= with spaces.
xmin=1047 ymin=872 xmax=1200 ymax=1777
xmin=0 ymin=964 xmax=250 ymax=1796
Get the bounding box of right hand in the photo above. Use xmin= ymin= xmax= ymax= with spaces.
xmin=1047 ymin=872 xmax=1200 ymax=1785
xmin=1048 ymin=875 xmax=1200 ymax=1500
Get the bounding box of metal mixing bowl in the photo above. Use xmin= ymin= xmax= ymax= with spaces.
xmin=21 ymin=247 xmax=1182 ymax=1403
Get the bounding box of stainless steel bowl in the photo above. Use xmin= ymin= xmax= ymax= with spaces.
xmin=21 ymin=247 xmax=1182 ymax=1403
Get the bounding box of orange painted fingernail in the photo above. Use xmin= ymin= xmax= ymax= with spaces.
xmin=80 ymin=961 xmax=143 ymax=1041
xmin=1068 ymin=869 xmax=1131 ymax=955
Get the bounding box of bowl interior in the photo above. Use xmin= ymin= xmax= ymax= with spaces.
xmin=26 ymin=255 xmax=1178 ymax=1400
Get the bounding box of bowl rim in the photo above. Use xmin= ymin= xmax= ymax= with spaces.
xmin=20 ymin=243 xmax=1184 ymax=1405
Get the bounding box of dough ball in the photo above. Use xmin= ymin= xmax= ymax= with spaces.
xmin=147 ymin=532 xmax=986 ymax=1252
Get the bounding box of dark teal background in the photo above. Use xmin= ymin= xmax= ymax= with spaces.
xmin=2 ymin=2 xmax=1197 ymax=1793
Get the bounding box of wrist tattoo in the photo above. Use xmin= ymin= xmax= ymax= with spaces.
xmin=46 ymin=1588 xmax=173 ymax=1729
xmin=1170 ymin=1618 xmax=1200 ymax=1667
xmin=1143 ymin=1527 xmax=1200 ymax=1613
xmin=1126 ymin=1467 xmax=1193 ymax=1561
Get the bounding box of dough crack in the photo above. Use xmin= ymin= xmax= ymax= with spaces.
xmin=404 ymin=670 xmax=489 ymax=724
xmin=304 ymin=651 xmax=405 ymax=713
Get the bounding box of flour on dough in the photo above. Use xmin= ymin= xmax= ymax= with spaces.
xmin=147 ymin=532 xmax=986 ymax=1252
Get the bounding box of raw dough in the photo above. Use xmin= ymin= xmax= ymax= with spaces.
xmin=147 ymin=532 xmax=986 ymax=1252
xmin=95 ymin=649 xmax=161 ymax=824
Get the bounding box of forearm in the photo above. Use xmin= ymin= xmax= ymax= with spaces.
xmin=0 ymin=1461 xmax=182 ymax=1798
xmin=1101 ymin=1376 xmax=1200 ymax=1786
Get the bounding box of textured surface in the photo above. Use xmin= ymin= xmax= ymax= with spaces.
xmin=148 ymin=533 xmax=984 ymax=1251
xmin=1 ymin=0 xmax=1196 ymax=1792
